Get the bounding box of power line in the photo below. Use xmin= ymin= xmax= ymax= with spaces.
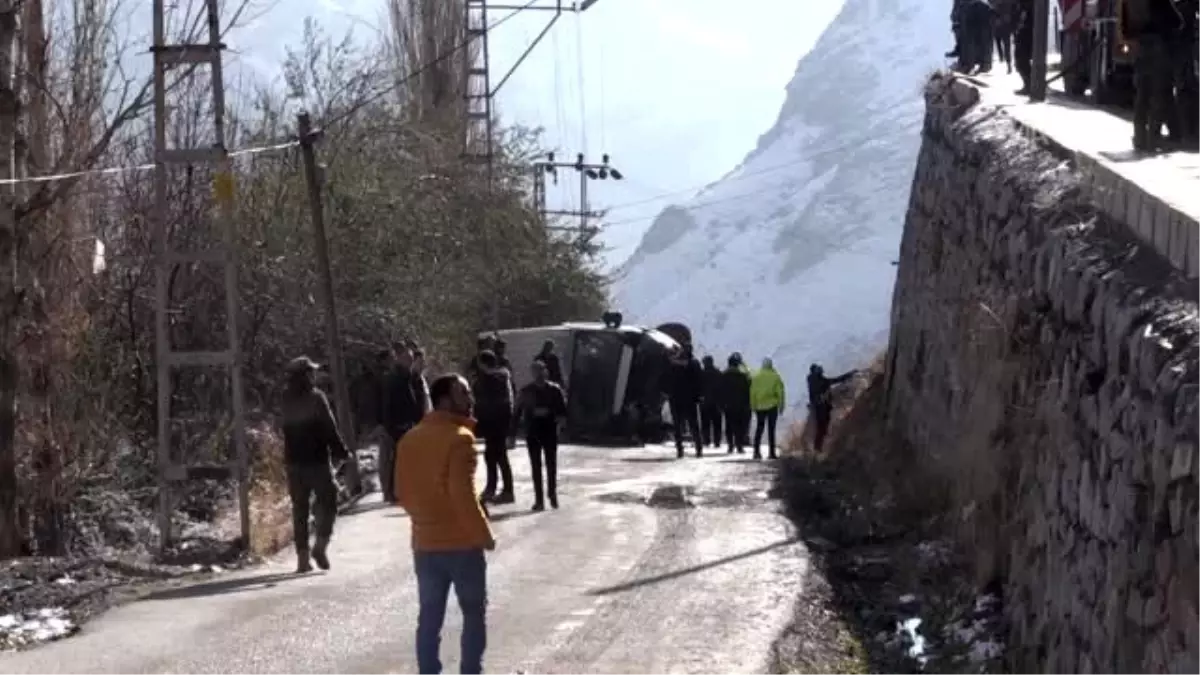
xmin=0 ymin=139 xmax=299 ymax=187
xmin=0 ymin=0 xmax=542 ymax=188
xmin=318 ymin=0 xmax=541 ymax=133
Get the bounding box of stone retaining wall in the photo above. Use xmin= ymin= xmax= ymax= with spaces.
xmin=883 ymin=72 xmax=1199 ymax=673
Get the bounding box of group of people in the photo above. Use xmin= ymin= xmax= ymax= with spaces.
xmin=948 ymin=0 xmax=1199 ymax=152
xmin=949 ymin=0 xmax=1024 ymax=79
xmin=664 ymin=346 xmax=858 ymax=461
xmin=463 ymin=335 xmax=567 ymax=512
xmin=276 ymin=333 xmax=862 ymax=674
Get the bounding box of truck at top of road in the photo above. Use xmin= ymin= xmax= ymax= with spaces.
xmin=483 ymin=314 xmax=686 ymax=445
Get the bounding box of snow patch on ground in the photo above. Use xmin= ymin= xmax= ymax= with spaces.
xmin=0 ymin=608 xmax=77 ymax=650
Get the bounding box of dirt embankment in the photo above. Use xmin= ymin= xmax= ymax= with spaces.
xmin=770 ymin=360 xmax=1005 ymax=674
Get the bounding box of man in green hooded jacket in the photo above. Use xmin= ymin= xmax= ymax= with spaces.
xmin=750 ymin=358 xmax=786 ymax=460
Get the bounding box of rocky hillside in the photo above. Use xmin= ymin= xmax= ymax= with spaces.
xmin=612 ymin=0 xmax=948 ymax=414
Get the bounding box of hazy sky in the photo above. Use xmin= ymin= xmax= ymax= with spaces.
xmin=229 ymin=0 xmax=844 ymax=266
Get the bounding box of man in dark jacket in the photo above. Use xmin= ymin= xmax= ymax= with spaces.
xmin=472 ymin=350 xmax=515 ymax=504
xmin=699 ymin=355 xmax=724 ymax=450
xmin=719 ymin=353 xmax=752 ymax=455
xmin=516 ymin=360 xmax=568 ymax=511
xmin=958 ymin=0 xmax=995 ymax=74
xmin=807 ymin=363 xmax=858 ymax=452
xmin=668 ymin=345 xmax=704 ymax=459
xmin=536 ymin=339 xmax=564 ymax=386
xmin=1172 ymin=0 xmax=1199 ymax=147
xmin=1013 ymin=0 xmax=1035 ymax=93
xmin=1122 ymin=0 xmax=1186 ymax=151
xmin=382 ymin=343 xmax=428 ymax=503
xmin=281 ymin=356 xmax=349 ymax=573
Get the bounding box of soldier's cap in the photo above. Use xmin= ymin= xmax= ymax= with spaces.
xmin=285 ymin=356 xmax=321 ymax=374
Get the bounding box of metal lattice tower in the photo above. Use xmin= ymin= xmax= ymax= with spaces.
xmin=151 ymin=0 xmax=249 ymax=552
xmin=463 ymin=0 xmax=495 ymax=172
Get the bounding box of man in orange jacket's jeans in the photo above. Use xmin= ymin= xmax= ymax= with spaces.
xmin=396 ymin=373 xmax=496 ymax=675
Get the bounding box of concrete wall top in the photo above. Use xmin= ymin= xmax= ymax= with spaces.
xmin=947 ymin=74 xmax=1200 ymax=281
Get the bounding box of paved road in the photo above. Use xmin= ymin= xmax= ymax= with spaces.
xmin=0 ymin=444 xmax=807 ymax=674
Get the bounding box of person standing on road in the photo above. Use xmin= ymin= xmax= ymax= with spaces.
xmin=396 ymin=374 xmax=495 ymax=675
xmin=718 ymin=353 xmax=752 ymax=455
xmin=750 ymin=358 xmax=786 ymax=460
xmin=472 ymin=350 xmax=516 ymax=504
xmin=535 ymin=339 xmax=565 ymax=386
xmin=1120 ymin=0 xmax=1185 ymax=152
xmin=382 ymin=343 xmax=425 ymax=503
xmin=667 ymin=345 xmax=704 ymax=459
xmin=807 ymin=364 xmax=859 ymax=453
xmin=280 ymin=356 xmax=349 ymax=573
xmin=720 ymin=353 xmax=748 ymax=451
xmin=699 ymin=355 xmax=724 ymax=450
xmin=516 ymin=360 xmax=568 ymax=511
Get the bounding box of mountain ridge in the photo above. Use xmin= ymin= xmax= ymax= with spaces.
xmin=612 ymin=0 xmax=948 ymax=419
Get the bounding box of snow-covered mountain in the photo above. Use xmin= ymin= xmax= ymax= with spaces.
xmin=612 ymin=0 xmax=948 ymax=418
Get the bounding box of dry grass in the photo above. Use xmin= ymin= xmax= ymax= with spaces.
xmin=771 ymin=353 xmax=1000 ymax=674
xmin=214 ymin=423 xmax=295 ymax=558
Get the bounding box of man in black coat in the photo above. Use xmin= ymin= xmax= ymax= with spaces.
xmin=473 ymin=350 xmax=516 ymax=504
xmin=668 ymin=345 xmax=704 ymax=459
xmin=1013 ymin=0 xmax=1035 ymax=94
xmin=807 ymin=363 xmax=857 ymax=452
xmin=699 ymin=355 xmax=724 ymax=450
xmin=719 ymin=353 xmax=752 ymax=455
xmin=1122 ymin=0 xmax=1186 ymax=151
xmin=516 ymin=360 xmax=568 ymax=511
xmin=381 ymin=343 xmax=428 ymax=502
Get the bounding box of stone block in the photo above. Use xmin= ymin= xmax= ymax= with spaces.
xmin=1124 ymin=185 xmax=1144 ymax=239
xmin=1152 ymin=200 xmax=1172 ymax=256
xmin=1167 ymin=210 xmax=1189 ymax=272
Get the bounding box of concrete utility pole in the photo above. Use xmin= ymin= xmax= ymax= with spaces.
xmin=1030 ymin=0 xmax=1049 ymax=101
xmin=297 ymin=112 xmax=360 ymax=494
xmin=532 ymin=152 xmax=622 ymax=234
xmin=152 ymin=0 xmax=250 ymax=553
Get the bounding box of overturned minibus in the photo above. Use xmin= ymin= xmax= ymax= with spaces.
xmin=484 ymin=314 xmax=683 ymax=445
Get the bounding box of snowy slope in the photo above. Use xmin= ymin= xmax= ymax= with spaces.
xmin=612 ymin=0 xmax=948 ymax=418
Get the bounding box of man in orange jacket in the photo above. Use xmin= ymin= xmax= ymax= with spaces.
xmin=396 ymin=373 xmax=496 ymax=675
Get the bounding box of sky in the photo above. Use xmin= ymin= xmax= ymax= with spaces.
xmin=222 ymin=0 xmax=845 ymax=267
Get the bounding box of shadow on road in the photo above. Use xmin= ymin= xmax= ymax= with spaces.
xmin=490 ymin=510 xmax=542 ymax=523
xmin=140 ymin=572 xmax=305 ymax=602
xmin=340 ymin=500 xmax=398 ymax=517
xmin=620 ymin=456 xmax=678 ymax=464
xmin=586 ymin=538 xmax=800 ymax=597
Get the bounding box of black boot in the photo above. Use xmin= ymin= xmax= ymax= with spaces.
xmin=494 ymin=489 xmax=515 ymax=505
xmin=296 ymin=550 xmax=313 ymax=574
xmin=549 ymin=493 xmax=558 ymax=509
xmin=312 ymin=536 xmax=330 ymax=571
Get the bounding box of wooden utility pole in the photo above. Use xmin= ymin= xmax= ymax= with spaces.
xmin=1030 ymin=0 xmax=1049 ymax=101
xmin=296 ymin=112 xmax=359 ymax=493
